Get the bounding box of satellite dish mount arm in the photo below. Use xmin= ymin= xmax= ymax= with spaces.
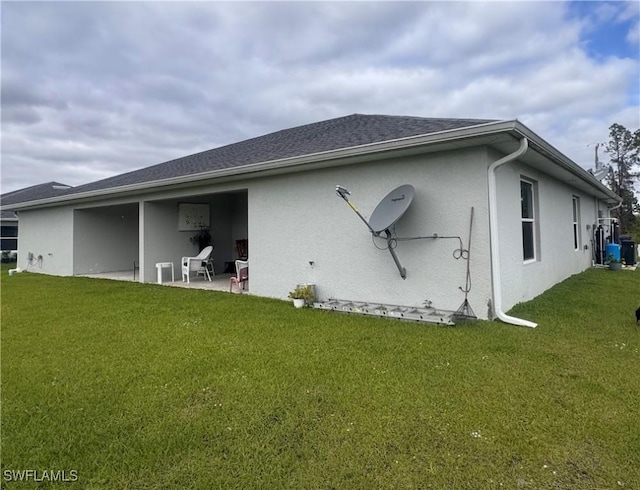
xmin=336 ymin=185 xmax=377 ymax=235
xmin=336 ymin=184 xmax=409 ymax=280
xmin=383 ymin=229 xmax=406 ymax=279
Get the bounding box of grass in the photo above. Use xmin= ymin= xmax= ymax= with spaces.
xmin=1 ymin=267 xmax=639 ymax=489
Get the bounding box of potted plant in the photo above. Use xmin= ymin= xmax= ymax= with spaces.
xmin=190 ymin=227 xmax=212 ymax=252
xmin=288 ymin=284 xmax=315 ymax=308
xmin=607 ymin=254 xmax=623 ymax=271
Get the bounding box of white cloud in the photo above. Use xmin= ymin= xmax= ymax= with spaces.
xmin=1 ymin=1 xmax=639 ymax=193
xmin=627 ymin=20 xmax=640 ymax=44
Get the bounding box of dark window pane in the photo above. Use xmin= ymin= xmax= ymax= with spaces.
xmin=522 ymin=222 xmax=534 ymax=260
xmin=521 ymin=181 xmax=533 ymax=219
xmin=1 ymin=239 xmax=17 ymax=250
xmin=0 ymin=226 xmax=18 ymax=237
xmin=573 ymin=224 xmax=578 ymax=250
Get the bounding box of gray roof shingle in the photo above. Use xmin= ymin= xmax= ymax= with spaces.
xmin=4 ymin=114 xmax=497 ymax=205
xmin=1 ymin=182 xmax=72 ymax=207
xmin=1 ymin=210 xmax=18 ymax=220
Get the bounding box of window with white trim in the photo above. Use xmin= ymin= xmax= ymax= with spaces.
xmin=572 ymin=196 xmax=580 ymax=251
xmin=0 ymin=224 xmax=18 ymax=251
xmin=520 ymin=179 xmax=536 ymax=261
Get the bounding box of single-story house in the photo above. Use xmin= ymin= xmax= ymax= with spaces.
xmin=2 ymin=114 xmax=621 ymax=326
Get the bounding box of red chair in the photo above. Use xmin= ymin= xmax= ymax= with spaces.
xmin=229 ymin=260 xmax=249 ymax=293
xmin=235 ymin=239 xmax=248 ymax=260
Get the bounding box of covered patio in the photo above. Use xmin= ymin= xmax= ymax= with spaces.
xmin=71 ymin=189 xmax=248 ymax=285
xmin=79 ymin=270 xmax=248 ymax=293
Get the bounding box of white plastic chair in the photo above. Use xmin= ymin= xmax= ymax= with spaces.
xmin=181 ymin=246 xmax=213 ymax=283
xmin=229 ymin=259 xmax=249 ymax=293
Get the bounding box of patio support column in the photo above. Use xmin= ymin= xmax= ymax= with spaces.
xmin=138 ymin=200 xmax=145 ymax=282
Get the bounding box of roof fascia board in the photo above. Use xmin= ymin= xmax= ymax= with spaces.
xmin=511 ymin=121 xmax=621 ymax=203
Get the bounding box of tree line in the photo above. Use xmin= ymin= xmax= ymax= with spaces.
xmin=604 ymin=123 xmax=639 ymax=239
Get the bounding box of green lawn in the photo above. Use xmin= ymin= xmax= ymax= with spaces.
xmin=1 ymin=268 xmax=639 ymax=489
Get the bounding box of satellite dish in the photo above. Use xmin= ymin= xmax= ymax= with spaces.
xmin=335 ymin=183 xmax=415 ymax=279
xmin=368 ymin=184 xmax=415 ymax=234
xmin=588 ymin=165 xmax=611 ymax=181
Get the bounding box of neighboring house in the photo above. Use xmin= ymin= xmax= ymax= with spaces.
xmin=1 ymin=210 xmax=18 ymax=260
xmin=1 ymin=182 xmax=72 ymax=260
xmin=2 ymin=114 xmax=621 ymax=326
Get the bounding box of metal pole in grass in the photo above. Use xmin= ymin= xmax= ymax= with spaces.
xmin=453 ymin=207 xmax=477 ymax=322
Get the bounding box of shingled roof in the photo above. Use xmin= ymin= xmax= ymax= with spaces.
xmin=4 ymin=114 xmax=497 ymax=206
xmin=1 ymin=210 xmax=18 ymax=220
xmin=1 ymin=182 xmax=72 ymax=207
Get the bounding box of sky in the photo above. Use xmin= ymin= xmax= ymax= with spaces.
xmin=1 ymin=1 xmax=639 ymax=194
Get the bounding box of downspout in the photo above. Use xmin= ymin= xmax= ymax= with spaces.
xmin=607 ymin=201 xmax=622 ymax=246
xmin=487 ymin=137 xmax=538 ymax=328
xmin=608 ymin=200 xmax=622 ymax=219
xmin=592 ymin=196 xmax=598 ymax=266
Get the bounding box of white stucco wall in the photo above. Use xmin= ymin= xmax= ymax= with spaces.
xmin=17 ymin=207 xmax=74 ymax=276
xmin=73 ymin=204 xmax=139 ymax=275
xmin=495 ymin=157 xmax=602 ymax=312
xmin=247 ymin=148 xmax=495 ymax=317
xmin=142 ymin=200 xmax=198 ymax=282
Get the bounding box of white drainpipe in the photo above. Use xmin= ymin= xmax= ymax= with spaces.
xmin=487 ymin=137 xmax=538 ymax=328
xmin=608 ymin=200 xmax=622 ymax=218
